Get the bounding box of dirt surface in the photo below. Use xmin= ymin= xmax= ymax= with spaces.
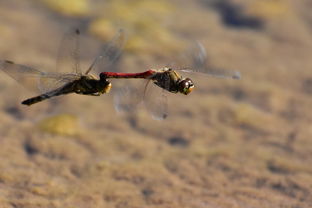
xmin=0 ymin=0 xmax=312 ymax=207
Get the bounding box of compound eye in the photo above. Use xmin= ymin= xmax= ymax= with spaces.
xmin=179 ymin=78 xmax=194 ymax=95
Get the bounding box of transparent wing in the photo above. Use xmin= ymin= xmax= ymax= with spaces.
xmin=178 ymin=41 xmax=241 ymax=79
xmin=114 ymin=84 xmax=142 ymax=115
xmin=0 ymin=60 xmax=80 ymax=93
xmin=55 ymin=28 xmax=81 ymax=75
xmin=144 ymin=78 xmax=169 ymax=121
xmin=38 ymin=73 xmax=80 ymax=93
xmin=86 ymin=29 xmax=126 ymax=75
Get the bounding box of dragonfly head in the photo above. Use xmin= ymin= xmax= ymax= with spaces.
xmin=178 ymin=78 xmax=194 ymax=95
xmin=99 ymin=79 xmax=112 ymax=94
xmin=104 ymin=82 xmax=112 ymax=93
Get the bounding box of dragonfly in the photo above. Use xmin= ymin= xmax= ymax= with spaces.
xmin=0 ymin=28 xmax=125 ymax=105
xmin=100 ymin=41 xmax=241 ymax=120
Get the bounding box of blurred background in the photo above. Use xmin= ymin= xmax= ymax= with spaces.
xmin=0 ymin=0 xmax=311 ymax=207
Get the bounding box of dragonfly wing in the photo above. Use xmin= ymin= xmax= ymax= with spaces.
xmin=1 ymin=60 xmax=45 ymax=92
xmin=56 ymin=28 xmax=82 ymax=75
xmin=179 ymin=41 xmax=241 ymax=79
xmin=38 ymin=73 xmax=80 ymax=93
xmin=0 ymin=60 xmax=80 ymax=93
xmin=144 ymin=78 xmax=169 ymax=120
xmin=114 ymin=84 xmax=142 ymax=115
xmin=180 ymin=68 xmax=241 ymax=80
xmin=86 ymin=29 xmax=126 ymax=75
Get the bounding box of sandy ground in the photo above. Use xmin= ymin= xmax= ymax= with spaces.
xmin=0 ymin=0 xmax=311 ymax=207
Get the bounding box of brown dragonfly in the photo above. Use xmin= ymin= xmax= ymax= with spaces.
xmin=100 ymin=41 xmax=241 ymax=120
xmin=0 ymin=28 xmax=125 ymax=105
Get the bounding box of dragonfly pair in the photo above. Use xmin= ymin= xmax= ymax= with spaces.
xmin=0 ymin=29 xmax=240 ymax=120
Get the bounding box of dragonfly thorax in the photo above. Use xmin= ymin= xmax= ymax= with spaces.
xmin=74 ymin=75 xmax=111 ymax=94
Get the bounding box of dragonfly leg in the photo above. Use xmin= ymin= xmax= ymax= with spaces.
xmin=87 ymin=93 xmax=101 ymax=96
xmin=75 ymin=91 xmax=101 ymax=96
